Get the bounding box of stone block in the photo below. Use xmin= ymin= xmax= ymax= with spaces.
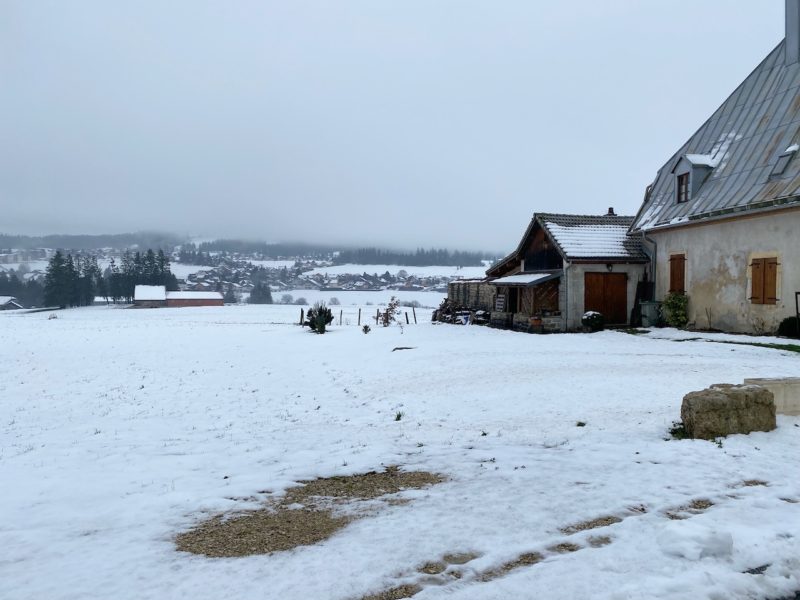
xmin=743 ymin=377 xmax=800 ymax=416
xmin=681 ymin=384 xmax=776 ymax=440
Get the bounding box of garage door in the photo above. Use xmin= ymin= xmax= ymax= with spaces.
xmin=584 ymin=273 xmax=628 ymax=325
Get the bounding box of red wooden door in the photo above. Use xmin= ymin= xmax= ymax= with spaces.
xmin=584 ymin=273 xmax=628 ymax=325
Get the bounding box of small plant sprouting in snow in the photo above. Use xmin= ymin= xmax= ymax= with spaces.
xmin=362 ymin=325 xmax=371 ymax=334
xmin=395 ymin=411 xmax=404 ymax=421
xmin=668 ymin=421 xmax=688 ymax=440
xmin=576 ymin=421 xmax=587 ymax=427
xmin=481 ymin=430 xmax=488 ymax=437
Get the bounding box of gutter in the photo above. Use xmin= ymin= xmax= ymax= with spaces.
xmin=640 ymin=230 xmax=657 ymax=295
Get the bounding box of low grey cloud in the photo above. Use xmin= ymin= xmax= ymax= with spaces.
xmin=0 ymin=1 xmax=783 ymax=252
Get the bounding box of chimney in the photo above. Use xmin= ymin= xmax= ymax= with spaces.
xmin=787 ymin=0 xmax=800 ymax=64
xmin=606 ymin=207 xmax=616 ymax=216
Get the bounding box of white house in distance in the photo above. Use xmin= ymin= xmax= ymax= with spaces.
xmin=629 ymin=1 xmax=800 ymax=333
xmin=133 ymin=285 xmax=224 ymax=308
xmin=0 ymin=296 xmax=24 ymax=310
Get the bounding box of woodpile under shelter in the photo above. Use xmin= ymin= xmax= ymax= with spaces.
xmin=133 ymin=285 xmax=224 ymax=308
xmin=484 ymin=210 xmax=649 ymax=331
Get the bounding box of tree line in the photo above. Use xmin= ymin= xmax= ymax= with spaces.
xmin=333 ymin=247 xmax=489 ymax=267
xmin=44 ymin=249 xmax=178 ymax=308
xmin=0 ymin=270 xmax=44 ymax=308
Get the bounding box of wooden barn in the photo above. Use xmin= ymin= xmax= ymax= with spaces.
xmin=133 ymin=285 xmax=223 ymax=308
xmin=485 ymin=210 xmax=649 ymax=331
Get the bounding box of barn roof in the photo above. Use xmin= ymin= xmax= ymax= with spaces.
xmin=631 ymin=39 xmax=800 ymax=232
xmin=538 ymin=213 xmax=646 ymax=260
xmin=134 ymin=285 xmax=166 ymax=301
xmin=166 ymin=291 xmax=223 ymax=300
xmin=487 ymin=212 xmax=646 ymax=277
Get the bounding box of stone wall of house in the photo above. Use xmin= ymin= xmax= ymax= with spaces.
xmin=649 ymin=208 xmax=800 ymax=333
xmin=563 ymin=263 xmax=647 ymax=330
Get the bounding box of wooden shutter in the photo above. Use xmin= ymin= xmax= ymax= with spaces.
xmin=765 ymin=258 xmax=779 ymax=304
xmin=669 ymin=254 xmax=686 ymax=294
xmin=750 ymin=258 xmax=765 ymax=304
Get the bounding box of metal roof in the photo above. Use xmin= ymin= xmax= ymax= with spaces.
xmin=489 ymin=271 xmax=561 ymax=287
xmin=631 ymin=40 xmax=800 ymax=232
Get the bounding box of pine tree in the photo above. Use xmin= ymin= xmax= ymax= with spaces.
xmin=223 ymin=284 xmax=237 ymax=304
xmin=44 ymin=251 xmax=69 ymax=308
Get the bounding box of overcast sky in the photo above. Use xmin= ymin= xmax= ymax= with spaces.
xmin=0 ymin=1 xmax=786 ymax=252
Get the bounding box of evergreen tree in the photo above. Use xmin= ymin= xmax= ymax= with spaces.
xmin=223 ymin=284 xmax=237 ymax=304
xmin=44 ymin=251 xmax=70 ymax=308
xmin=248 ymin=282 xmax=273 ymax=304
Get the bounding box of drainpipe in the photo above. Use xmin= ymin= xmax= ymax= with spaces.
xmin=640 ymin=230 xmax=658 ymax=298
xmin=563 ymin=261 xmax=569 ymax=331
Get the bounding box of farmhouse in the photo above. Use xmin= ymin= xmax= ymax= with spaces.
xmin=484 ymin=210 xmax=648 ymax=331
xmin=133 ymin=285 xmax=224 ymax=308
xmin=629 ymin=1 xmax=800 ymax=334
xmin=0 ymin=296 xmax=24 ymax=310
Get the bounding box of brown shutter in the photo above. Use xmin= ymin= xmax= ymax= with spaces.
xmin=765 ymin=258 xmax=779 ymax=304
xmin=750 ymin=258 xmax=765 ymax=304
xmin=669 ymin=254 xmax=686 ymax=294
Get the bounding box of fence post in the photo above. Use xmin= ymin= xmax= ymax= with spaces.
xmin=339 ymin=309 xmax=343 ymax=326
xmin=376 ymin=308 xmax=380 ymax=324
xmin=358 ymin=308 xmax=361 ymax=326
xmin=412 ymin=307 xmax=417 ymax=324
xmin=300 ymin=308 xmax=304 ymax=325
xmin=405 ymin=311 xmax=409 ymax=324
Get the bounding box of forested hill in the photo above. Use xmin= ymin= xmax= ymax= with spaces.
xmin=0 ymin=232 xmax=182 ymax=251
xmin=333 ymin=248 xmax=489 ymax=267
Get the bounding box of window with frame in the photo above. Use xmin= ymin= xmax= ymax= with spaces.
xmin=750 ymin=257 xmax=779 ymax=304
xmin=669 ymin=254 xmax=686 ymax=294
xmin=676 ymin=173 xmax=690 ymax=203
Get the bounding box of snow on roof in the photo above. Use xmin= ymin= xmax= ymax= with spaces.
xmin=546 ymin=223 xmax=630 ymax=257
xmin=490 ymin=272 xmax=559 ymax=286
xmin=0 ymin=296 xmax=20 ymax=304
xmin=166 ymin=291 xmax=223 ymax=300
xmin=134 ymin=285 xmax=166 ymax=301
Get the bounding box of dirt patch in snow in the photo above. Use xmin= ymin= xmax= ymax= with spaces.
xmin=360 ymin=584 xmax=421 ymax=600
xmin=560 ymin=515 xmax=622 ymax=534
xmin=478 ymin=552 xmax=544 ymax=582
xmin=176 ymin=466 xmax=443 ymax=558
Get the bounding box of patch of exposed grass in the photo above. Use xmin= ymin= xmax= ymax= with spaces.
xmin=587 ymin=535 xmax=612 ymax=547
xmin=176 ymin=466 xmax=443 ymax=558
xmin=560 ymin=515 xmax=622 ymax=535
xmin=715 ymin=340 xmax=800 ymax=353
xmin=547 ymin=542 xmax=582 ymax=554
xmin=175 ymin=507 xmax=350 ymax=558
xmin=418 ymin=562 xmax=446 ymax=575
xmin=360 ymin=584 xmax=421 ymax=600
xmin=478 ymin=552 xmax=544 ymax=582
xmin=442 ymin=552 xmax=480 ymax=565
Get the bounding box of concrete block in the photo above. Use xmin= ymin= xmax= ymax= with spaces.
xmin=681 ymin=384 xmax=776 ymax=439
xmin=744 ymin=377 xmax=800 ymax=416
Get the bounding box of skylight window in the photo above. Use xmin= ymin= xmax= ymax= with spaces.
xmin=771 ymin=145 xmax=799 ymax=176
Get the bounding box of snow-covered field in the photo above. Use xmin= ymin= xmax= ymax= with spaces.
xmin=272 ymin=289 xmax=445 ymax=309
xmin=1 ymin=306 xmax=799 ymax=600
xmin=305 ymin=263 xmax=489 ymax=279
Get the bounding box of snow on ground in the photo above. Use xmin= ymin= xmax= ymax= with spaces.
xmin=169 ymin=263 xmax=212 ymax=279
xmin=1 ymin=307 xmax=799 ymax=600
xmin=305 ymin=263 xmax=488 ymax=279
xmin=273 ymin=289 xmax=445 ymax=309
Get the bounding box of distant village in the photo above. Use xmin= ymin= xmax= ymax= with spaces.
xmin=0 ymin=246 xmax=469 ymax=309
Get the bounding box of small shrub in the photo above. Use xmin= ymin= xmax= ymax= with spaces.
xmin=280 ymin=294 xmax=294 ymax=305
xmin=668 ymin=420 xmax=688 ymax=440
xmin=395 ymin=411 xmax=403 ymax=421
xmin=777 ymin=316 xmax=800 ymax=339
xmin=294 ymin=297 xmax=308 ymax=306
xmin=362 ymin=325 xmax=371 ymax=334
xmin=581 ymin=311 xmax=604 ymax=332
xmin=329 ymin=297 xmax=341 ymax=306
xmin=663 ymin=292 xmax=689 ymax=329
xmin=381 ymin=296 xmax=401 ymax=327
xmin=576 ymin=421 xmax=586 ymax=427
xmin=305 ymin=302 xmax=334 ymax=334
